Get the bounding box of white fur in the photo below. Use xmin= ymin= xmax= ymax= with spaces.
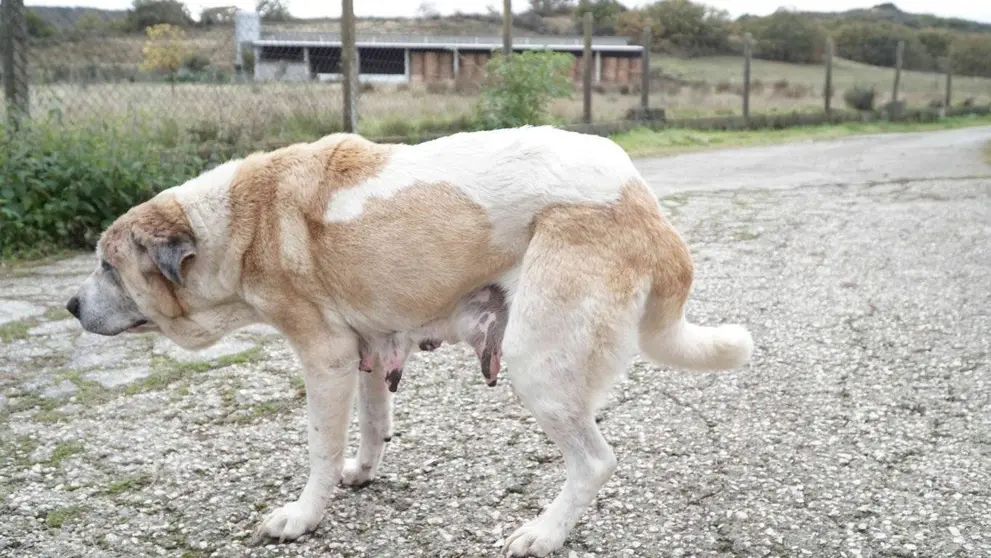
xmin=640 ymin=317 xmax=755 ymax=372
xmin=323 ymin=126 xmax=642 ymax=252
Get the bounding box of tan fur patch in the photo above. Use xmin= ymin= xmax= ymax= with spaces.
xmin=225 ymin=134 xmax=513 ymax=335
xmin=531 ymin=179 xmax=693 ymax=328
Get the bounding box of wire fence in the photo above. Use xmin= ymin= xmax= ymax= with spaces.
xmin=3 ymin=3 xmax=991 ymax=151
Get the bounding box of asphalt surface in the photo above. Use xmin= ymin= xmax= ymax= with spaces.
xmin=1 ymin=127 xmax=990 ymax=557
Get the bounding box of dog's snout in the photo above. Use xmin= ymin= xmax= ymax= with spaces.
xmin=66 ymin=296 xmax=81 ymax=319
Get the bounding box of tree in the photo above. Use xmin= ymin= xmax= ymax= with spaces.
xmin=256 ymin=0 xmax=292 ymax=22
xmin=951 ymin=33 xmax=991 ymax=78
xmin=834 ymin=21 xmax=931 ymax=70
xmin=573 ymin=0 xmax=627 ymax=35
xmin=918 ymin=28 xmax=954 ymax=60
xmin=25 ymin=9 xmax=56 ymax=39
xmin=637 ymin=0 xmax=732 ymax=56
xmin=127 ymin=0 xmax=193 ymax=31
xmin=742 ymin=9 xmax=826 ymax=64
xmin=139 ymin=23 xmax=190 ymax=91
xmin=200 ymin=6 xmax=237 ymax=26
xmin=529 ymin=0 xmax=574 ymax=16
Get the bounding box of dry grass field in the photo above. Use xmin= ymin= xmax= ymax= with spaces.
xmin=11 ymin=22 xmax=991 ymax=142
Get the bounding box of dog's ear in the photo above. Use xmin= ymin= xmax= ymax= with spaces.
xmin=128 ymin=199 xmax=197 ymax=286
xmin=135 ymin=233 xmax=196 ymax=286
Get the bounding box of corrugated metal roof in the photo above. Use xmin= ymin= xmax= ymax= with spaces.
xmin=257 ymin=31 xmax=636 ymax=48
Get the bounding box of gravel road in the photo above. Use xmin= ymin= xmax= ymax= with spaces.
xmin=2 ymin=127 xmax=990 ymax=558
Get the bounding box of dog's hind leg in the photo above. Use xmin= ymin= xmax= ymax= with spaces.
xmin=341 ymin=358 xmax=395 ymax=486
xmin=500 ymin=235 xmax=647 ymax=557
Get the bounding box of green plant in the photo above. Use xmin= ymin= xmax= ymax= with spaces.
xmin=475 ymin=51 xmax=574 ymax=129
xmin=843 ymin=85 xmax=876 ymax=111
xmin=183 ymin=53 xmax=211 ymax=73
xmin=0 ymin=119 xmax=206 ymax=259
xmin=743 ymin=9 xmax=826 ymax=64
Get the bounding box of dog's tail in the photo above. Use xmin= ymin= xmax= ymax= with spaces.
xmin=638 ymin=314 xmax=753 ymax=372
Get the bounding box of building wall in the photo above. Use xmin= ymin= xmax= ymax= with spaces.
xmin=255 ymin=60 xmax=310 ymax=82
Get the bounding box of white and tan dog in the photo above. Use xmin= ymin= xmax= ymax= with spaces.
xmin=66 ymin=126 xmax=753 ymax=557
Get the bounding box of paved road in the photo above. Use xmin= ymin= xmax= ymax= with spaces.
xmin=1 ymin=128 xmax=990 ymax=557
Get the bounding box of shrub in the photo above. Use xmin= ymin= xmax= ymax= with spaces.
xmin=638 ymin=0 xmax=732 ymax=56
xmin=126 ymin=0 xmax=193 ymax=31
xmin=843 ymin=85 xmax=876 ymax=111
xmin=951 ymin=34 xmax=991 ymax=78
xmin=833 ymin=21 xmax=932 ymax=70
xmin=0 ymin=121 xmax=206 ymax=258
xmin=573 ymin=0 xmax=627 ymax=35
xmin=182 ymin=53 xmax=211 ymax=73
xmin=475 ymin=51 xmax=574 ymax=129
xmin=742 ymin=9 xmax=826 ymax=64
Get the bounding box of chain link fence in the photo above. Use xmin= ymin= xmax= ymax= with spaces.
xmin=3 ymin=3 xmax=991 ymax=147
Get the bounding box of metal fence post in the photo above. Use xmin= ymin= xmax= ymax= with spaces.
xmin=640 ymin=27 xmax=650 ymax=118
xmin=502 ymin=0 xmax=512 ymax=57
xmin=341 ymin=0 xmax=357 ymax=133
xmin=2 ymin=0 xmax=30 ymax=129
xmin=582 ymin=12 xmax=593 ymax=124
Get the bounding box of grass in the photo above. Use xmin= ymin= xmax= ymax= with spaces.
xmin=49 ymin=441 xmax=85 ymax=467
xmin=0 ymin=318 xmax=36 ymax=342
xmin=105 ymin=473 xmax=153 ymax=495
xmin=45 ymin=505 xmax=87 ymax=528
xmin=611 ymin=114 xmax=991 ymax=158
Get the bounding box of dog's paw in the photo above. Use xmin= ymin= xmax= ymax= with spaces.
xmin=255 ymin=501 xmax=322 ymax=542
xmin=341 ymin=458 xmax=376 ymax=487
xmin=503 ymin=518 xmax=568 ymax=557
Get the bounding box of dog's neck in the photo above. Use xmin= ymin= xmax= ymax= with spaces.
xmin=158 ymin=159 xmax=247 ymax=303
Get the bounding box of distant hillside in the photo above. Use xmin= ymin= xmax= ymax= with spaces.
xmin=28 ymin=6 xmax=127 ymax=29
xmin=802 ymin=3 xmax=991 ymax=34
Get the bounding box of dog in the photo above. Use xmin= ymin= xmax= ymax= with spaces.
xmin=66 ymin=126 xmax=753 ymax=557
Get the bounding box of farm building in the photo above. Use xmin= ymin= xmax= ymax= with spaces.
xmin=235 ymin=14 xmax=644 ymax=85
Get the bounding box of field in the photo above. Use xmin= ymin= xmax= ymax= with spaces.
xmin=9 ymin=19 xmax=991 ymax=145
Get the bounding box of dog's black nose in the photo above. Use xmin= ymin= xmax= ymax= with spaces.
xmin=66 ymin=296 xmax=80 ymax=319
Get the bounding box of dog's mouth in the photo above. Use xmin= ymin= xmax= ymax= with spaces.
xmin=125 ymin=320 xmax=158 ymax=334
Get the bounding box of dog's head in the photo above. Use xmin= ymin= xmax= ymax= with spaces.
xmin=66 ymin=194 xmax=256 ymax=350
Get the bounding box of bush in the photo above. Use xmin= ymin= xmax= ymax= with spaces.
xmin=638 ymin=0 xmax=732 ymax=56
xmin=833 ymin=21 xmax=932 ymax=70
xmin=742 ymin=9 xmax=826 ymax=64
xmin=0 ymin=121 xmax=206 ymax=258
xmin=951 ymin=34 xmax=991 ymax=78
xmin=843 ymin=85 xmax=876 ymax=111
xmin=475 ymin=51 xmax=574 ymax=129
xmin=126 ymin=0 xmax=193 ymax=31
xmin=573 ymin=0 xmax=627 ymax=35
xmin=182 ymin=53 xmax=211 ymax=73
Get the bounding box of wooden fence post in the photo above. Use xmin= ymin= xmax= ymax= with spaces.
xmin=341 ymin=0 xmax=357 ymax=132
xmin=2 ymin=0 xmax=29 ymax=129
xmin=892 ymin=40 xmax=904 ymax=104
xmin=743 ymin=32 xmax=752 ymax=123
xmin=824 ymin=36 xmax=834 ymax=118
xmin=502 ymin=0 xmax=512 ymax=57
xmin=583 ymin=12 xmax=593 ymax=124
xmin=640 ymin=27 xmax=650 ymax=118
xmin=944 ymin=48 xmax=953 ymax=110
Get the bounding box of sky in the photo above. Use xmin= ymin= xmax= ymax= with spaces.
xmin=25 ymin=0 xmax=991 ymax=25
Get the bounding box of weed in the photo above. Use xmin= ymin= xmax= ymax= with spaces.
xmin=43 ymin=307 xmax=72 ymax=321
xmin=105 ymin=474 xmax=153 ymax=495
xmin=45 ymin=505 xmax=87 ymax=528
xmin=49 ymin=441 xmax=85 ymax=466
xmin=0 ymin=318 xmax=36 ymax=342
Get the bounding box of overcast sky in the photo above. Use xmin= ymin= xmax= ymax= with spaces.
xmin=25 ymin=0 xmax=991 ymax=25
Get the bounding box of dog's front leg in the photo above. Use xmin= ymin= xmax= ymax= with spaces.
xmin=257 ymin=331 xmax=358 ymax=542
